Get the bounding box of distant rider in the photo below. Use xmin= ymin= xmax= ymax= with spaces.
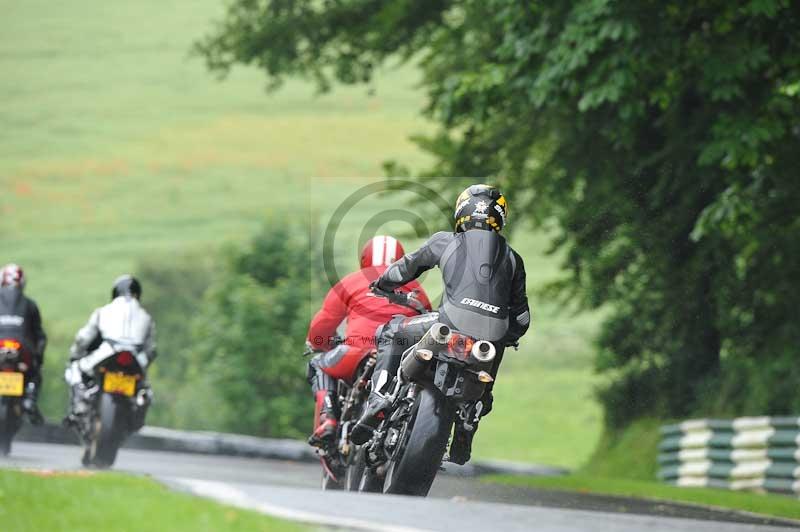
xmin=306 ymin=236 xmax=432 ymax=449
xmin=351 ymin=185 xmax=530 ymax=464
xmin=64 ymin=275 xmax=156 ymax=425
xmin=0 ymin=264 xmax=47 ymax=424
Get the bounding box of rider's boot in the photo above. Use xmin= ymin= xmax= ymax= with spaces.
xmin=447 ymin=425 xmax=475 ymax=465
xmin=308 ymin=391 xmax=338 ymax=449
xmin=22 ymin=381 xmax=44 ymax=425
xmin=447 ymin=391 xmax=492 ymax=465
xmin=350 ymin=390 xmax=391 ymax=445
xmin=62 ymin=382 xmax=90 ymax=428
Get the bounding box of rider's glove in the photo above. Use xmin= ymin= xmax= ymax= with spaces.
xmin=369 ymin=279 xmax=388 ymax=294
xmin=403 ymin=289 xmax=426 ymax=313
xmin=303 ymin=340 xmax=320 ymax=356
xmin=64 ymin=361 xmax=83 ymax=386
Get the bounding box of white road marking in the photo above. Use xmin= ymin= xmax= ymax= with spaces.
xmin=168 ymin=477 xmax=431 ymax=532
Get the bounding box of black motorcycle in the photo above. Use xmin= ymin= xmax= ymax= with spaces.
xmin=69 ymin=341 xmax=150 ymax=467
xmin=353 ymin=293 xmax=500 ymax=496
xmin=0 ymin=337 xmax=36 ymax=455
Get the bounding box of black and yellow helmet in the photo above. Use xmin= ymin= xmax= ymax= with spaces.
xmin=454 ymin=184 xmax=508 ymax=233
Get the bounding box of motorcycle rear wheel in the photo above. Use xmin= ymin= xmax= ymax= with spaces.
xmin=87 ymin=393 xmax=127 ymax=468
xmin=348 ymin=446 xmax=381 ymax=492
xmin=0 ymin=399 xmax=20 ymax=456
xmin=383 ymin=387 xmax=454 ymax=496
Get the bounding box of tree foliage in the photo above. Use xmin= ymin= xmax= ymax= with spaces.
xmin=189 ymin=225 xmax=321 ymax=437
xmin=140 ymin=221 xmax=322 ymax=437
xmin=197 ymin=0 xmax=800 ymax=427
xmin=138 ymin=255 xmax=215 ymax=428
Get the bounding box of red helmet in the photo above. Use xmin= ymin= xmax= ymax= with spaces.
xmin=359 ymin=236 xmax=405 ymax=268
xmin=0 ymin=264 xmax=25 ymax=290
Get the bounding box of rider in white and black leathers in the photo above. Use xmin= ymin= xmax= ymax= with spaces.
xmin=64 ymin=275 xmax=156 ymax=425
xmin=351 ymin=185 xmax=530 ymax=464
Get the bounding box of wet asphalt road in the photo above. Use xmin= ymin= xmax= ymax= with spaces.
xmin=3 ymin=442 xmax=798 ymax=531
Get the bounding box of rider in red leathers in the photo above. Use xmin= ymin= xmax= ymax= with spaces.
xmin=306 ymin=236 xmax=432 ymax=448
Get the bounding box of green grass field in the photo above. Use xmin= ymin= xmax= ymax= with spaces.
xmin=0 ymin=470 xmax=304 ymax=532
xmin=1 ymin=0 xmax=601 ymax=468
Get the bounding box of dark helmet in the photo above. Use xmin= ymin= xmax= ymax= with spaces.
xmin=453 ymin=184 xmax=508 ymax=233
xmin=111 ymin=274 xmax=142 ymax=300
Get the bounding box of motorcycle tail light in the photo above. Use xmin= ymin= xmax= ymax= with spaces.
xmin=446 ymin=333 xmax=473 ymax=360
xmin=116 ymin=351 xmax=135 ymax=366
xmin=0 ymin=339 xmax=21 ymax=351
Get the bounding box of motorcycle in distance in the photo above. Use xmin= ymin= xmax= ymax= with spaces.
xmin=0 ymin=337 xmax=37 ymax=455
xmin=310 ymin=290 xmax=426 ymax=491
xmin=67 ymin=340 xmax=151 ymax=468
xmin=352 ymin=287 xmax=513 ymax=496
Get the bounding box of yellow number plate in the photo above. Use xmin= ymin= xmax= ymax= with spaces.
xmin=0 ymin=372 xmax=24 ymax=397
xmin=103 ymin=372 xmax=136 ymax=397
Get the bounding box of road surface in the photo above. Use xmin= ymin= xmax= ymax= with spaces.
xmin=2 ymin=442 xmax=797 ymax=532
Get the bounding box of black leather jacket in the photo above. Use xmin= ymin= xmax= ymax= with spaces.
xmin=0 ymin=287 xmax=47 ymax=366
xmin=376 ymin=229 xmax=530 ymax=343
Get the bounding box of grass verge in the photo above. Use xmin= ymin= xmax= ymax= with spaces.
xmin=579 ymin=418 xmax=662 ymax=480
xmin=0 ymin=469 xmax=305 ymax=532
xmin=484 ymin=473 xmax=800 ymax=522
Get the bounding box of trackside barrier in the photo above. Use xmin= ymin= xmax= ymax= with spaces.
xmin=658 ymin=417 xmax=800 ymax=496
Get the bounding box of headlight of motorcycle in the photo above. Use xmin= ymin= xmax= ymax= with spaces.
xmin=471 ymin=340 xmax=496 ymax=363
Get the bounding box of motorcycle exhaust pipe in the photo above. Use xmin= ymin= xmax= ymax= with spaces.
xmin=429 ymin=323 xmax=451 ymax=344
xmin=401 ymin=348 xmax=434 ymax=382
xmin=419 ymin=322 xmax=451 ymax=351
xmin=471 ymin=340 xmax=496 ymax=363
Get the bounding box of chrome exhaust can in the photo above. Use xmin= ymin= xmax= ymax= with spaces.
xmin=418 ymin=322 xmax=452 ymax=350
xmin=471 ymin=340 xmax=496 ymax=363
xmin=401 ymin=348 xmax=434 ymax=382
xmin=429 ymin=323 xmax=451 ymax=344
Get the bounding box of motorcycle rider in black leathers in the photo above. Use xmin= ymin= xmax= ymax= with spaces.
xmin=351 ymin=185 xmax=530 ymax=464
xmin=0 ymin=264 xmax=46 ymax=424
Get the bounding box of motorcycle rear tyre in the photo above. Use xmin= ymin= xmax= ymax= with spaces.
xmin=0 ymin=399 xmax=20 ymax=456
xmin=383 ymin=387 xmax=454 ymax=496
xmin=88 ymin=393 xmax=127 ymax=468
